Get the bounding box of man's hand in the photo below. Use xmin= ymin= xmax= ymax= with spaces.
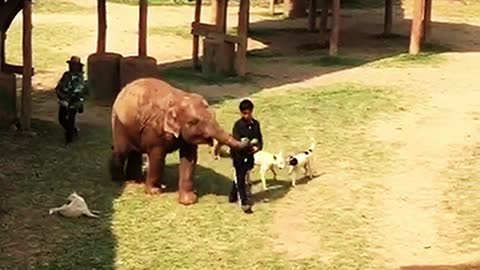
xmin=250 ymin=146 xmax=259 ymax=154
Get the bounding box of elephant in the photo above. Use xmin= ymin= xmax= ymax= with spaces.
xmin=109 ymin=78 xmax=249 ymax=205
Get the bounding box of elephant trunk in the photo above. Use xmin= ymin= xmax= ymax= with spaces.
xmin=211 ymin=126 xmax=248 ymax=150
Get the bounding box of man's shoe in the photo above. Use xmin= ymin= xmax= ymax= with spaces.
xmin=241 ymin=204 xmax=253 ymax=214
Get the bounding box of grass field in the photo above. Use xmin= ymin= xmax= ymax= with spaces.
xmin=2 ymin=0 xmax=480 ymax=269
xmin=0 ymin=83 xmax=403 ymax=269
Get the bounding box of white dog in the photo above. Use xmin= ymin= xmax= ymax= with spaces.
xmin=210 ymin=140 xmax=230 ymax=160
xmin=251 ymin=150 xmax=285 ymax=190
xmin=287 ymin=142 xmax=316 ymax=187
xmin=49 ymin=192 xmax=100 ymax=218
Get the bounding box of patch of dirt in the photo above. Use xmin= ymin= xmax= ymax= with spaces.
xmin=269 ymin=194 xmax=319 ymax=260
xmin=369 ymin=57 xmax=480 ymax=268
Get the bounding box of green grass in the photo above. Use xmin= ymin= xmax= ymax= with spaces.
xmin=368 ymin=44 xmax=450 ymax=68
xmin=150 ymin=26 xmax=192 ymax=40
xmin=5 ymin=23 xmax=90 ymax=71
xmin=0 ymin=82 xmax=403 ymax=269
xmin=33 ymin=0 xmax=94 ymax=14
xmin=439 ymin=143 xmax=480 ymax=254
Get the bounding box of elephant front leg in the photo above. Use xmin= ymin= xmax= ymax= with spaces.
xmin=178 ymin=144 xmax=198 ymax=205
xmin=145 ymin=148 xmax=166 ymax=195
xmin=109 ymin=151 xmax=127 ymax=183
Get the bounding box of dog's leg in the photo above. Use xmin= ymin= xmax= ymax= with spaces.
xmin=260 ymin=166 xmax=268 ymax=190
xmin=291 ymin=168 xmax=297 ymax=187
xmin=270 ymin=166 xmax=277 ymax=180
xmin=307 ymin=160 xmax=314 ymax=179
xmin=49 ymin=204 xmax=68 ymax=215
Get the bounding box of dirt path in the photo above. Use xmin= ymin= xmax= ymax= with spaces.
xmin=371 ymin=66 xmax=480 ymax=268
xmin=268 ymin=52 xmax=480 ymax=268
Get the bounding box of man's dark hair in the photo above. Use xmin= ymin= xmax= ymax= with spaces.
xmin=239 ymin=99 xmax=254 ymax=111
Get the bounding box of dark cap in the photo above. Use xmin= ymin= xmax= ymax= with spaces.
xmin=66 ymin=56 xmax=83 ymax=66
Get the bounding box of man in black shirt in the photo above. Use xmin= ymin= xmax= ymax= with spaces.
xmin=229 ymin=99 xmax=263 ymax=214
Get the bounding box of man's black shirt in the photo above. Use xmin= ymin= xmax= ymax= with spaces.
xmin=231 ymin=117 xmax=263 ymax=167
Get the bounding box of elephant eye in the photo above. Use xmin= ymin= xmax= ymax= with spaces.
xmin=188 ymin=119 xmax=199 ymax=126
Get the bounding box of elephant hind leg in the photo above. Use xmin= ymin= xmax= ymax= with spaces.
xmin=126 ymin=151 xmax=144 ymax=182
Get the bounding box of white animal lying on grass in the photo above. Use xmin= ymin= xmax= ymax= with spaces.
xmin=49 ymin=192 xmax=100 ymax=218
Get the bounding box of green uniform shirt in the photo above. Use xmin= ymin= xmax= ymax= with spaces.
xmin=55 ymin=71 xmax=88 ymax=109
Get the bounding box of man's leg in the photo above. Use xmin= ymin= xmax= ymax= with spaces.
xmin=65 ymin=109 xmax=77 ymax=143
xmin=235 ymin=164 xmax=253 ymax=213
xmin=58 ymin=105 xmax=69 ymax=130
xmin=229 ymin=167 xmax=239 ymax=203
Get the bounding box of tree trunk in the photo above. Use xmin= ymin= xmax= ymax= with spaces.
xmin=21 ymin=0 xmax=32 ymax=131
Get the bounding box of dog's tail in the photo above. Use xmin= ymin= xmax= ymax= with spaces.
xmin=308 ymin=142 xmax=316 ymax=153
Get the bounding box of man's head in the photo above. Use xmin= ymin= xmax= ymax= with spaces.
xmin=239 ymin=99 xmax=254 ymax=122
xmin=67 ymin=56 xmax=84 ymax=73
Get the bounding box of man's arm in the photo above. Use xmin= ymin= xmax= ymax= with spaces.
xmin=55 ymin=73 xmax=70 ymax=100
xmin=256 ymin=122 xmax=264 ymax=151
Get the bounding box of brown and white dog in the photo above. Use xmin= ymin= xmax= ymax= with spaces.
xmin=287 ymin=142 xmax=315 ymax=187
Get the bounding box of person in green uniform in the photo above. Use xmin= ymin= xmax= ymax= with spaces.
xmin=55 ymin=56 xmax=88 ymax=144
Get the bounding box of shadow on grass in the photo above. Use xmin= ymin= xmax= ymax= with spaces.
xmin=0 ymin=118 xmax=121 ymax=269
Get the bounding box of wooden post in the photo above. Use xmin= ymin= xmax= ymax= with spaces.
xmin=422 ymin=0 xmax=432 ymax=43
xmin=97 ymin=0 xmax=107 ymax=53
xmin=384 ymin=0 xmax=393 ymax=36
xmin=138 ymin=0 xmax=148 ymax=56
xmin=308 ymin=0 xmax=317 ymax=32
xmin=236 ymin=0 xmax=249 ymax=76
xmin=269 ymin=0 xmax=275 ymax=15
xmin=409 ymin=0 xmax=424 ymax=54
xmin=211 ymin=0 xmax=227 ymax=32
xmin=21 ymin=0 xmax=32 ymax=131
xmin=329 ymin=0 xmax=340 ymax=56
xmin=0 ymin=31 xmax=4 ymax=71
xmin=284 ymin=0 xmax=307 ymax=18
xmin=192 ymin=0 xmax=202 ymax=70
xmin=319 ymin=0 xmax=329 ymax=46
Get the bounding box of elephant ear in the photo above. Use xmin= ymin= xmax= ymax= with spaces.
xmin=164 ymin=105 xmax=181 ymax=138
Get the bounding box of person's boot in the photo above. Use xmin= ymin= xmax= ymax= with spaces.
xmin=241 ymin=204 xmax=254 ymax=214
